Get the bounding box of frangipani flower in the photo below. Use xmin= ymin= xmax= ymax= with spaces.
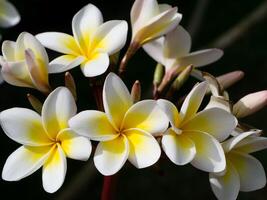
xmin=143 ymin=25 xmax=223 ymax=73
xmin=36 ymin=4 xmax=128 ymax=77
xmin=131 ymin=0 xmax=182 ymax=45
xmin=0 ymin=87 xmax=91 ymax=193
xmin=158 ymin=82 xmax=237 ymax=172
xmin=0 ymin=32 xmax=51 ymax=93
xmin=210 ymin=130 xmax=267 ymax=200
xmin=0 ymin=0 xmax=20 ymax=28
xmin=69 ymin=72 xmax=169 ymax=175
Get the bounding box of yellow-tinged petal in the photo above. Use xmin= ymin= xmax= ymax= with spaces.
xmin=0 ymin=0 xmax=20 ymax=28
xmin=57 ymin=129 xmax=91 ymax=161
xmin=162 ymin=128 xmax=196 ymax=165
xmin=157 ymin=99 xmax=180 ymax=128
xmin=209 ymin=161 xmax=240 ymax=200
xmin=186 ymin=130 xmax=226 ymax=172
xmin=234 ymin=135 xmax=267 ymax=154
xmin=2 ymin=145 xmax=52 ymax=181
xmin=182 ymin=108 xmax=237 ymax=142
xmin=2 ymin=40 xmax=16 ymax=61
xmin=103 ymin=72 xmax=133 ymax=130
xmin=180 ymin=82 xmax=208 ymax=123
xmin=228 ymin=152 xmax=266 ymax=192
xmin=42 ymin=87 xmax=77 ymax=139
xmin=122 ymin=100 xmax=169 ymax=135
xmin=0 ymin=108 xmax=52 ymax=146
xmin=42 ymin=144 xmax=67 ymax=193
xmin=94 ymin=135 xmax=129 ymax=176
xmin=36 ymin=32 xmax=81 ymax=55
xmin=124 ymin=128 xmax=161 ymax=168
xmin=69 ymin=110 xmax=118 ymax=141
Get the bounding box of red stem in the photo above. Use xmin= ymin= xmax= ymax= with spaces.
xmin=101 ymin=175 xmax=118 ymax=200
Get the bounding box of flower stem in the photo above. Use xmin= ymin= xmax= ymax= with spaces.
xmin=101 ymin=175 xmax=118 ymax=200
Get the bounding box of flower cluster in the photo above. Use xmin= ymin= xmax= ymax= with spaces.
xmin=0 ymin=1 xmax=266 ymax=199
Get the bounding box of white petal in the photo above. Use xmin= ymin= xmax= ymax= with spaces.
xmin=178 ymin=49 xmax=223 ymax=68
xmin=157 ymin=99 xmax=181 ymax=128
xmin=0 ymin=0 xmax=20 ymax=28
xmin=42 ymin=144 xmax=67 ymax=193
xmin=0 ymin=108 xmax=52 ymax=146
xmin=143 ymin=37 xmax=165 ymax=65
xmin=164 ymin=25 xmax=191 ymax=59
xmin=131 ymin=0 xmax=160 ymax=32
xmin=103 ymin=72 xmax=133 ymax=130
xmin=228 ymin=152 xmax=266 ymax=192
xmin=234 ymin=136 xmax=267 ymax=154
xmin=91 ymin=20 xmax=128 ymax=55
xmin=180 ymin=81 xmax=208 ymax=122
xmin=122 ymin=100 xmax=169 ymax=135
xmin=69 ymin=110 xmax=118 ymax=141
xmin=80 ymin=52 xmax=109 ymax=77
xmin=209 ymin=161 xmax=240 ymax=200
xmin=124 ymin=128 xmax=161 ymax=168
xmin=2 ymin=145 xmax=51 ymax=181
xmin=2 ymin=40 xmax=16 ymax=61
xmin=36 ymin=32 xmax=80 ymax=55
xmin=162 ymin=128 xmax=196 ymax=165
xmin=182 ymin=108 xmax=237 ymax=142
xmin=159 ymin=4 xmax=172 ymax=12
xmin=205 ymin=95 xmax=231 ymax=113
xmin=49 ymin=55 xmax=85 ymax=73
xmin=42 ymin=87 xmax=77 ymax=139
xmin=72 ymin=4 xmax=103 ymax=53
xmin=94 ymin=135 xmax=129 ymax=176
xmin=222 ymin=130 xmax=259 ymax=153
xmin=187 ymin=131 xmax=226 ymax=172
xmin=57 ymin=129 xmax=91 ymax=161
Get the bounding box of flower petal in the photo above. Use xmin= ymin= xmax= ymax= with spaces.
xmin=222 ymin=130 xmax=259 ymax=153
xmin=69 ymin=110 xmax=117 ymax=141
xmin=157 ymin=99 xmax=180 ymax=128
xmin=124 ymin=128 xmax=161 ymax=168
xmin=0 ymin=108 xmax=52 ymax=146
xmin=180 ymin=81 xmax=208 ymax=123
xmin=42 ymin=87 xmax=77 ymax=139
xmin=182 ymin=108 xmax=237 ymax=142
xmin=42 ymin=144 xmax=67 ymax=193
xmin=162 ymin=128 xmax=196 ymax=165
xmin=177 ymin=49 xmax=223 ymax=68
xmin=80 ymin=52 xmax=109 ymax=77
xmin=131 ymin=0 xmax=160 ymax=33
xmin=164 ymin=25 xmax=191 ymax=59
xmin=187 ymin=131 xmax=226 ymax=172
xmin=143 ymin=37 xmax=165 ymax=65
xmin=36 ymin=32 xmax=80 ymax=55
xmin=0 ymin=0 xmax=20 ymax=28
xmin=103 ymin=72 xmax=133 ymax=130
xmin=122 ymin=100 xmax=169 ymax=135
xmin=228 ymin=152 xmax=266 ymax=192
xmin=2 ymin=40 xmax=16 ymax=61
xmin=134 ymin=7 xmax=182 ymax=44
xmin=91 ymin=20 xmax=128 ymax=55
xmin=209 ymin=161 xmax=240 ymax=200
xmin=94 ymin=135 xmax=129 ymax=176
xmin=2 ymin=145 xmax=52 ymax=181
xmin=72 ymin=4 xmax=103 ymax=53
xmin=49 ymin=55 xmax=85 ymax=73
xmin=57 ymin=128 xmax=91 ymax=161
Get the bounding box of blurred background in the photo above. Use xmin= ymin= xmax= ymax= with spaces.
xmin=0 ymin=0 xmax=267 ymax=199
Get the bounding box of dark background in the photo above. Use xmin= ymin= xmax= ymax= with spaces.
xmin=0 ymin=0 xmax=267 ymax=199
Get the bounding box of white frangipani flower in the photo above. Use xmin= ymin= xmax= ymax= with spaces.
xmin=0 ymin=0 xmax=20 ymax=28
xmin=0 ymin=87 xmax=91 ymax=193
xmin=69 ymin=72 xmax=169 ymax=176
xmin=131 ymin=0 xmax=182 ymax=45
xmin=158 ymin=82 xmax=237 ymax=172
xmin=143 ymin=25 xmax=223 ymax=72
xmin=36 ymin=4 xmax=128 ymax=77
xmin=0 ymin=32 xmax=51 ymax=93
xmin=210 ymin=130 xmax=267 ymax=200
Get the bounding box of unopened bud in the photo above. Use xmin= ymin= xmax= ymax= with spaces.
xmin=217 ymin=70 xmax=244 ymax=90
xmin=65 ymin=72 xmax=77 ymax=101
xmin=27 ymin=94 xmax=43 ymax=114
xmin=131 ymin=80 xmax=141 ymax=103
xmin=233 ymin=90 xmax=267 ymax=118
